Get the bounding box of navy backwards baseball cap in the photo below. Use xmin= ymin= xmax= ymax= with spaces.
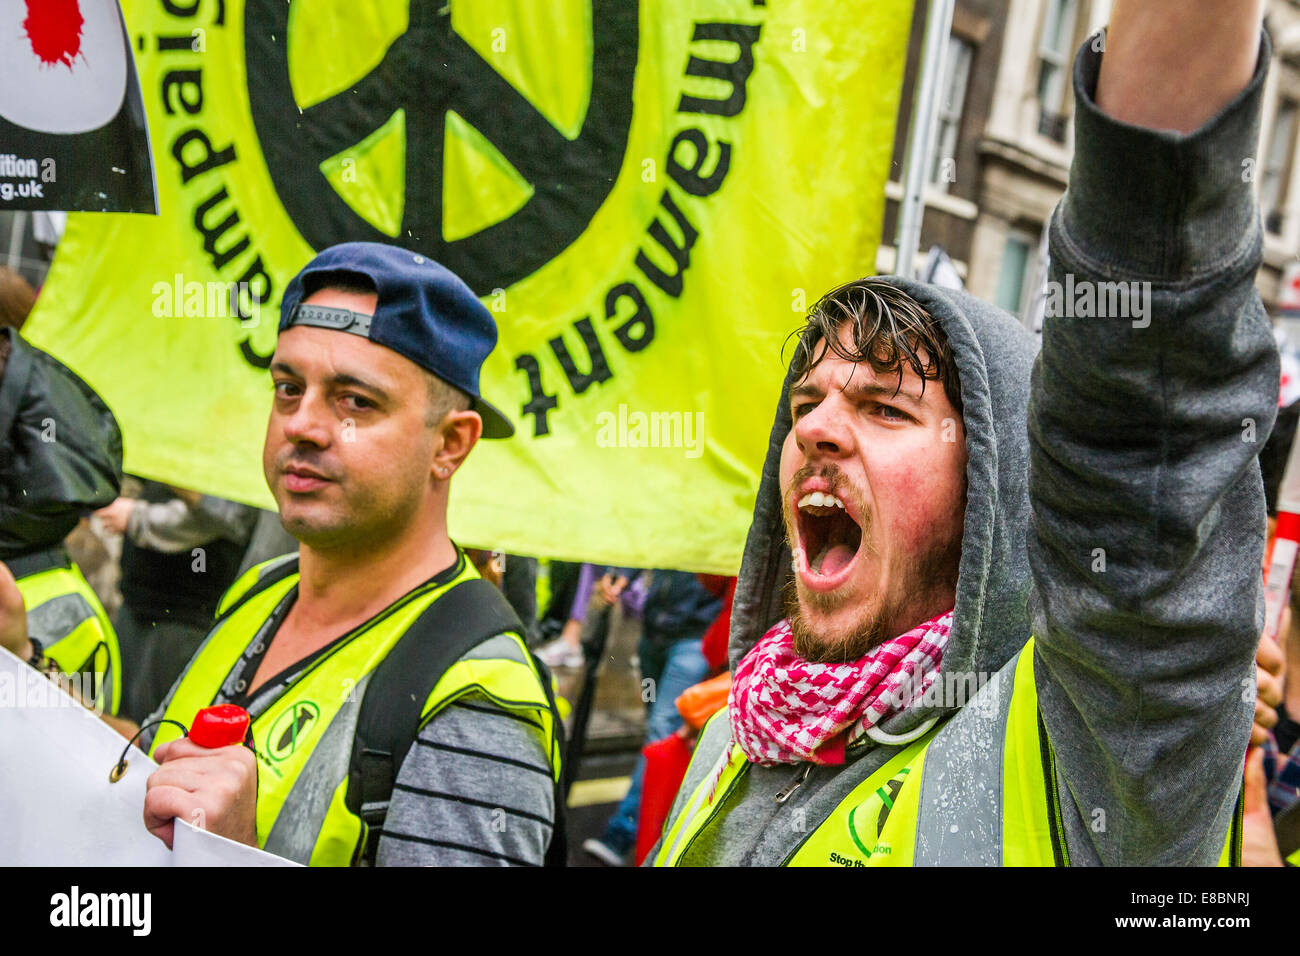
xmin=278 ymin=242 xmax=514 ymax=439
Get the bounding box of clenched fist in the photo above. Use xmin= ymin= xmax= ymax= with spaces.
xmin=144 ymin=737 xmax=259 ymax=850
xmin=1254 ymin=607 xmax=1288 ymax=747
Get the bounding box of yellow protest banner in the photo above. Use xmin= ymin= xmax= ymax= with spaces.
xmin=24 ymin=0 xmax=913 ymax=573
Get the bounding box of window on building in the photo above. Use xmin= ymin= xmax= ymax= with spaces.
xmin=1262 ymin=98 xmax=1298 ymax=236
xmin=928 ymin=36 xmax=975 ymax=190
xmin=1036 ymin=0 xmax=1079 ymax=142
xmin=996 ymin=232 xmax=1034 ymax=315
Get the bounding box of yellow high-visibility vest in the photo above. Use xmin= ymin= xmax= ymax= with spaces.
xmin=152 ymin=553 xmax=560 ymax=866
xmin=14 ymin=549 xmax=121 ymax=716
xmin=655 ymin=640 xmax=1243 ymax=866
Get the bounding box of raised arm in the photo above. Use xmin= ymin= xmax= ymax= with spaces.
xmin=1096 ymin=1 xmax=1264 ymax=135
xmin=1028 ymin=3 xmax=1276 ymax=865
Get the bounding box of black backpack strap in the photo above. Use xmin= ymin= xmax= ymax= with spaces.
xmin=346 ymin=577 xmax=568 ymax=867
xmin=533 ymin=654 xmax=569 ymax=867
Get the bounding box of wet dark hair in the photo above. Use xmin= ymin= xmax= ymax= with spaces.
xmin=787 ymin=278 xmax=962 ymax=416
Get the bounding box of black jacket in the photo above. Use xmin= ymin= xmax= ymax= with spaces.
xmin=0 ymin=328 xmax=123 ymax=560
xmin=643 ymin=570 xmax=722 ymax=644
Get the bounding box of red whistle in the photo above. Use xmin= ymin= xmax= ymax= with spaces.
xmin=189 ymin=704 xmax=251 ymax=749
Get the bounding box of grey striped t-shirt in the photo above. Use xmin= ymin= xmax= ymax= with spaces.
xmin=377 ymin=688 xmax=555 ymax=866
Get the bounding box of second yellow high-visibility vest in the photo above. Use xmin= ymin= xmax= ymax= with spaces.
xmin=12 ymin=547 xmax=121 ymax=716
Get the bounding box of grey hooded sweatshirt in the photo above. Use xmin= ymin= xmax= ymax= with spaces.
xmin=654 ymin=33 xmax=1277 ymax=866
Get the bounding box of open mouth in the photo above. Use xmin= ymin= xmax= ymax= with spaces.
xmin=794 ymin=490 xmax=864 ymax=588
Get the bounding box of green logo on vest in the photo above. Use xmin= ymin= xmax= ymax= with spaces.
xmin=266 ymin=701 xmax=321 ymax=762
xmin=839 ymin=767 xmax=910 ymax=864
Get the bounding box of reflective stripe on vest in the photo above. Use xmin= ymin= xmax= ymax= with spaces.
xmin=216 ymin=553 xmax=297 ymax=619
xmin=151 ymin=558 xmax=557 ymax=866
xmin=655 ymin=639 xmax=1241 ymax=867
xmin=911 ymin=640 xmax=1052 ymax=865
xmin=16 ymin=564 xmax=121 ymax=716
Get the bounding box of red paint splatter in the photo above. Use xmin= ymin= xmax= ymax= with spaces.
xmin=24 ymin=0 xmax=84 ymax=70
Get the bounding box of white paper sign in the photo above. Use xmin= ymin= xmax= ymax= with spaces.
xmin=0 ymin=647 xmax=297 ymax=866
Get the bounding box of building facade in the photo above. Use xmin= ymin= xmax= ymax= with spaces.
xmin=882 ymin=0 xmax=1300 ymax=324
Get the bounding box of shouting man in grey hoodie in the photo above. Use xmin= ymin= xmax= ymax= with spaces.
xmin=652 ymin=1 xmax=1277 ymax=866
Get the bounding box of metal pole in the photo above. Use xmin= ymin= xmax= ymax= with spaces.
xmin=894 ymin=0 xmax=956 ymax=279
xmin=562 ymin=603 xmax=613 ymax=798
xmin=1021 ymin=218 xmax=1052 ymax=332
xmin=6 ymin=211 xmax=27 ymax=271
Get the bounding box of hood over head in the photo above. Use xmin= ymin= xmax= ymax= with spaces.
xmin=729 ymin=276 xmax=1039 ymax=736
xmin=0 ymin=328 xmax=123 ymax=560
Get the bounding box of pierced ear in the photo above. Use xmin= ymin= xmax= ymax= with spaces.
xmin=433 ymin=409 xmax=482 ymax=478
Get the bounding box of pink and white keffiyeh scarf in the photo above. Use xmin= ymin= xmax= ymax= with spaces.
xmin=727 ymin=609 xmax=952 ymax=766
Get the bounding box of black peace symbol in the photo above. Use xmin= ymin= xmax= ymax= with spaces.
xmin=245 ymin=0 xmax=638 ymax=294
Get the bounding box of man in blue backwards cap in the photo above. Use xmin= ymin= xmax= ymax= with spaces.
xmin=122 ymin=243 xmax=564 ymax=866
